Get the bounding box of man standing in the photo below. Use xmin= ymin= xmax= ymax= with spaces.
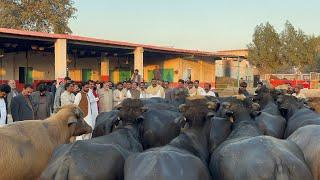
xmin=6 ymin=80 xmax=19 ymax=115
xmin=74 ymin=82 xmax=94 ymax=140
xmin=122 ymin=81 xmax=128 ymax=95
xmin=293 ymin=85 xmax=307 ymax=100
xmin=128 ymin=82 xmax=140 ymax=99
xmin=194 ymin=80 xmax=205 ymax=96
xmin=131 ymin=69 xmax=141 ymax=83
xmin=31 ymin=84 xmax=53 ymax=119
xmin=187 ymin=81 xmax=197 ymax=97
xmin=202 ymin=83 xmax=216 ymax=97
xmin=60 ymin=82 xmax=75 ymax=106
xmin=0 ymin=84 xmax=11 ymax=125
xmin=98 ymin=81 xmax=113 ymax=113
xmin=163 ymin=81 xmax=174 ymax=103
xmin=173 ymin=79 xmax=189 ymax=105
xmin=11 ymin=84 xmax=35 ymax=122
xmin=139 ymin=82 xmax=148 ymax=99
xmin=54 ymin=76 xmax=71 ymax=111
xmin=113 ymin=82 xmax=124 ymax=106
xmin=88 ymin=80 xmax=99 ymax=122
xmin=146 ymin=79 xmax=165 ymax=98
xmin=50 ymin=80 xmax=57 ymax=98
xmin=124 ymin=81 xmax=133 ymax=98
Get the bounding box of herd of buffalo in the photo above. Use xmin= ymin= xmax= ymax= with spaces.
xmin=1 ymin=85 xmax=320 ymax=180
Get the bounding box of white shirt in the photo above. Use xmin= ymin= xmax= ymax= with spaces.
xmin=125 ymin=90 xmax=132 ymax=98
xmin=60 ymin=91 xmax=75 ymax=106
xmin=202 ymin=90 xmax=216 ymax=97
xmin=140 ymin=90 xmax=148 ymax=99
xmin=74 ymin=92 xmax=94 ymax=140
xmin=195 ymin=87 xmax=205 ymax=96
xmin=88 ymin=89 xmax=99 ymax=122
xmin=0 ymin=98 xmax=7 ymax=125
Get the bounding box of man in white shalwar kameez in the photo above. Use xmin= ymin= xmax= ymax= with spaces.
xmin=146 ymin=79 xmax=165 ymax=98
xmin=88 ymin=80 xmax=99 ymax=123
xmin=74 ymin=82 xmax=94 ymax=140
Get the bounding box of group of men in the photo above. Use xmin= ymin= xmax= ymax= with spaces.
xmin=0 ymin=71 xmax=217 ymax=138
xmin=0 ymin=81 xmax=42 ymax=125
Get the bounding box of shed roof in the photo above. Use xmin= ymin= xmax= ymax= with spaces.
xmin=0 ymin=28 xmax=217 ymax=56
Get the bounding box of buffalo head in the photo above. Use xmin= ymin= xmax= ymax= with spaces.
xmin=115 ymin=98 xmax=147 ymax=125
xmin=179 ymin=96 xmax=217 ymax=128
xmin=55 ymin=104 xmax=93 ymax=137
xmin=277 ymin=95 xmax=304 ymax=118
xmin=218 ymin=96 xmax=260 ymax=123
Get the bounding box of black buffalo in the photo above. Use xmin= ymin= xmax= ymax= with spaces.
xmin=92 ymin=110 xmax=119 ymax=137
xmin=210 ymin=97 xmax=313 ymax=180
xmin=124 ymin=96 xmax=217 ymax=180
xmin=288 ymin=125 xmax=320 ymax=179
xmin=254 ymin=85 xmax=286 ymax=138
xmin=140 ymin=109 xmax=184 ymax=149
xmin=277 ymin=95 xmax=320 ymax=138
xmin=92 ymin=107 xmax=184 ymax=149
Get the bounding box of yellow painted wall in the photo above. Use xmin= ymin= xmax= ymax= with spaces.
xmin=143 ymin=56 xmax=215 ymax=83
xmin=0 ymin=52 xmax=215 ymax=86
xmin=143 ymin=57 xmax=182 ymax=82
xmin=68 ymin=57 xmax=100 ymax=81
xmin=0 ymin=52 xmax=55 ymax=80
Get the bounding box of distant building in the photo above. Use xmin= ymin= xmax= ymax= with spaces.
xmin=215 ymin=49 xmax=259 ymax=86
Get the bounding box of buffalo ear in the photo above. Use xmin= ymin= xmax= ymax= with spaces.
xmin=207 ymin=102 xmax=217 ymax=110
xmin=74 ymin=107 xmax=83 ymax=118
xmin=206 ymin=112 xmax=215 ymax=119
xmin=225 ymin=110 xmax=234 ymax=117
xmin=179 ymin=104 xmax=187 ymax=113
xmin=141 ymin=107 xmax=148 ymax=113
xmin=114 ymin=104 xmax=122 ymax=110
xmin=251 ymin=111 xmax=262 ymax=117
xmin=113 ymin=116 xmax=121 ymax=126
xmin=251 ymin=103 xmax=261 ymax=111
xmin=135 ymin=115 xmax=145 ymax=123
xmin=229 ymin=117 xmax=234 ymax=123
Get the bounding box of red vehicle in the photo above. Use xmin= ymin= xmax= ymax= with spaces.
xmin=269 ymin=79 xmax=310 ymax=89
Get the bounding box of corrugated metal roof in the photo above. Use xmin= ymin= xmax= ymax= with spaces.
xmin=0 ymin=28 xmax=216 ymax=56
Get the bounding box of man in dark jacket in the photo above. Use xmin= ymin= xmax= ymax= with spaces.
xmin=50 ymin=80 xmax=57 ymax=97
xmin=11 ymin=84 xmax=35 ymax=122
xmin=31 ymin=84 xmax=53 ymax=119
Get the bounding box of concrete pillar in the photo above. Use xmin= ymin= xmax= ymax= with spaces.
xmin=54 ymin=39 xmax=67 ymax=81
xmin=100 ymin=55 xmax=110 ymax=81
xmin=134 ymin=47 xmax=144 ymax=79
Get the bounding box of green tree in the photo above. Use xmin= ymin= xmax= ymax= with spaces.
xmin=248 ymin=21 xmax=319 ymax=73
xmin=302 ymin=36 xmax=320 ymax=72
xmin=280 ymin=21 xmax=316 ymax=72
xmin=0 ymin=0 xmax=77 ymax=34
xmin=247 ymin=22 xmax=282 ymax=73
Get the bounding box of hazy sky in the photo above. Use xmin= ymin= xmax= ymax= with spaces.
xmin=69 ymin=0 xmax=320 ymax=51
